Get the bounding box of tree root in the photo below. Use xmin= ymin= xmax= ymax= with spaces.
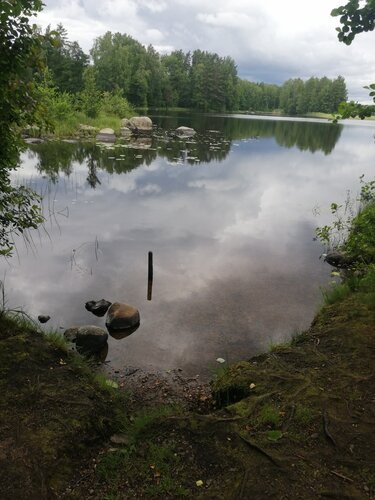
xmin=236 ymin=433 xmax=284 ymax=468
xmin=323 ymin=410 xmax=337 ymax=447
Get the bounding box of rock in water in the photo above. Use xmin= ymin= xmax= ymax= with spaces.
xmin=63 ymin=325 xmax=108 ymax=353
xmin=175 ymin=126 xmax=196 ymax=138
xmin=37 ymin=315 xmax=50 ymax=324
xmin=105 ymin=302 xmax=140 ymax=331
xmin=121 ymin=117 xmax=152 ymax=134
xmin=324 ymin=252 xmax=355 ymax=269
xmin=85 ymin=299 xmax=112 ymax=317
xmin=96 ymin=128 xmax=116 ymax=142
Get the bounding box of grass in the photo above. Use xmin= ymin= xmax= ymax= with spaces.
xmin=97 ymin=440 xmax=189 ymax=497
xmin=43 ymin=331 xmax=69 ymax=351
xmin=321 ymin=282 xmax=352 ymax=305
xmin=294 ymin=404 xmax=314 ymax=425
xmin=257 ymin=404 xmax=281 ymax=428
xmin=50 ymin=111 xmax=123 ymax=138
xmin=96 ymin=405 xmax=188 ymax=498
xmin=130 ymin=405 xmax=182 ymax=440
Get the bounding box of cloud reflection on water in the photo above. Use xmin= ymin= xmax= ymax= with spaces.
xmin=4 ymin=116 xmax=375 ymax=377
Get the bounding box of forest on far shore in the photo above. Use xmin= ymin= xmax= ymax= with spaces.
xmin=42 ymin=24 xmax=348 ymax=115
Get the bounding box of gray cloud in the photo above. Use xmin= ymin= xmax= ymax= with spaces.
xmin=35 ymin=0 xmax=375 ymax=101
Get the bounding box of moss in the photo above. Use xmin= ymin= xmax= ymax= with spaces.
xmin=0 ymin=312 xmax=127 ymax=497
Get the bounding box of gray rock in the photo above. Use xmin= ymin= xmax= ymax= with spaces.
xmin=85 ymin=299 xmax=112 ymax=317
xmin=110 ymin=434 xmax=131 ymax=445
xmin=96 ymin=128 xmax=116 ymax=143
xmin=63 ymin=327 xmax=79 ymax=342
xmin=63 ymin=325 xmax=108 ymax=353
xmin=121 ymin=116 xmax=153 ymax=134
xmin=120 ymin=126 xmax=132 ymax=137
xmin=324 ymin=251 xmax=356 ymax=269
xmin=105 ymin=302 xmax=140 ymax=331
xmin=175 ymin=126 xmax=196 ymax=138
xmin=24 ymin=138 xmax=44 ymax=144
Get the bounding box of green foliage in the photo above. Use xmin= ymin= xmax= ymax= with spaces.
xmin=266 ymin=430 xmax=283 ymax=441
xmin=35 ymin=68 xmax=75 ymax=126
xmin=315 ymin=192 xmax=356 ymax=251
xmin=279 ymin=76 xmax=347 ymax=115
xmin=0 ymin=0 xmax=46 ymax=254
xmin=331 ymin=0 xmax=375 ymax=45
xmin=258 ymin=404 xmax=281 ymax=428
xmin=100 ymin=89 xmax=132 ymax=117
xmin=43 ymin=331 xmax=69 ymax=351
xmin=294 ymin=404 xmax=314 ymax=425
xmin=97 ymin=441 xmax=189 ymax=497
xmin=331 ymin=2 xmax=375 ymax=119
xmin=316 ymin=178 xmax=375 ymax=304
xmin=334 ymin=99 xmax=375 ymax=121
xmin=42 ymin=24 xmax=89 ymax=94
xmin=321 ymin=282 xmax=352 ymax=305
xmin=79 ymin=67 xmax=101 ymax=118
xmin=130 ymin=406 xmax=181 ymax=440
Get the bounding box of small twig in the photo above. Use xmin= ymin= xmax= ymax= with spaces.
xmin=282 ymin=404 xmax=295 ymax=431
xmin=236 ymin=433 xmax=283 ymax=468
xmin=330 ymin=470 xmax=353 ymax=483
xmin=323 ymin=410 xmax=337 ymax=447
xmin=236 ymin=470 xmax=249 ymax=499
xmin=166 ymin=415 xmax=243 ymax=423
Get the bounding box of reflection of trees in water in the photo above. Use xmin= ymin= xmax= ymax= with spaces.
xmin=28 ymin=116 xmax=342 ymax=185
xmin=152 ymin=114 xmax=343 ymax=155
xmin=28 ymin=133 xmax=232 ymax=184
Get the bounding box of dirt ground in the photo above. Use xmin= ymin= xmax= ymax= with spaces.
xmin=0 ymin=288 xmax=374 ymax=499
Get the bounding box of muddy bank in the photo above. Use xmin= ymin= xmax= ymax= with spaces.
xmin=69 ymin=289 xmax=375 ymax=499
xmin=1 ymin=278 xmax=373 ymax=499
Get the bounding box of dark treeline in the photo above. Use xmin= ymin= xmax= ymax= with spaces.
xmin=43 ymin=24 xmax=347 ymax=114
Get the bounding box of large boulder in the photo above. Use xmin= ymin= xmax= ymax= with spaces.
xmin=85 ymin=299 xmax=112 ymax=317
xmin=105 ymin=302 xmax=140 ymax=332
xmin=175 ymin=126 xmax=196 ymax=138
xmin=121 ymin=117 xmax=152 ymax=134
xmin=120 ymin=126 xmax=132 ymax=138
xmin=324 ymin=251 xmax=356 ymax=269
xmin=64 ymin=325 xmax=108 ymax=353
xmin=96 ymin=128 xmax=116 ymax=142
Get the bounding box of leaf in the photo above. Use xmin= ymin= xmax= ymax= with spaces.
xmin=267 ymin=430 xmax=283 ymax=442
xmin=105 ymin=379 xmax=119 ymax=389
xmin=196 ymin=480 xmax=204 ymax=487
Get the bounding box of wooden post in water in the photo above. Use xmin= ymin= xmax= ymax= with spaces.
xmin=147 ymin=251 xmax=153 ymax=301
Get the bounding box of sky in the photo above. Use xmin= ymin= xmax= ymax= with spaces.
xmin=34 ymin=0 xmax=375 ymax=102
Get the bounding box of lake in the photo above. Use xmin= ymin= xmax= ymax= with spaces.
xmin=5 ymin=113 xmax=375 ymax=378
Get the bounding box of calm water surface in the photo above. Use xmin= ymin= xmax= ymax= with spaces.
xmin=5 ymin=114 xmax=375 ymax=377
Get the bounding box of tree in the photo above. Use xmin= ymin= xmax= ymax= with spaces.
xmin=43 ymin=24 xmax=89 ymax=94
xmin=0 ymin=0 xmax=45 ymax=255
